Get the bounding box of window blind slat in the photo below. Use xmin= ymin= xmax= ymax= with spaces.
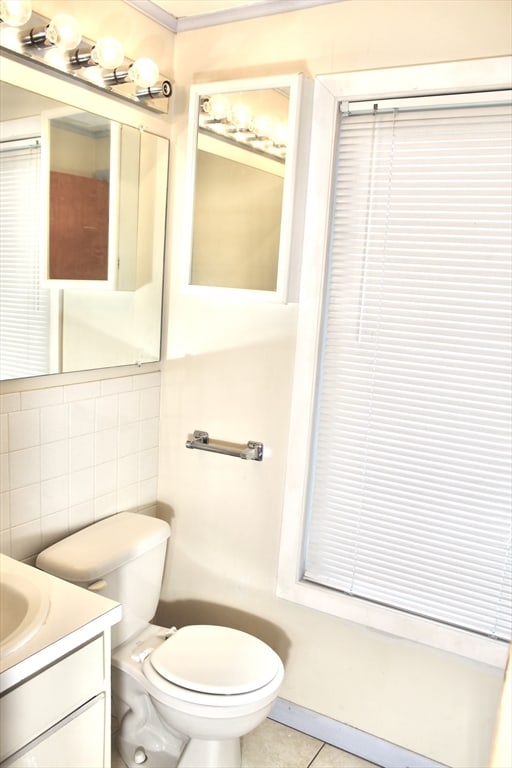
xmin=305 ymin=98 xmax=512 ymax=641
xmin=0 ymin=144 xmax=50 ymax=379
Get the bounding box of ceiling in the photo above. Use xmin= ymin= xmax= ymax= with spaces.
xmin=153 ymin=1 xmax=268 ymax=16
xmin=123 ymin=0 xmax=342 ymax=31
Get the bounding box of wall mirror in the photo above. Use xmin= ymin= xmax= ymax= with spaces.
xmin=0 ymin=55 xmax=169 ymax=381
xmin=183 ymin=74 xmax=312 ymax=303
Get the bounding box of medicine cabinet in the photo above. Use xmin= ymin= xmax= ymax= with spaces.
xmin=182 ymin=73 xmax=312 ymax=303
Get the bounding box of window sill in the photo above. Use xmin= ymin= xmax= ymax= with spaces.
xmin=277 ymin=577 xmax=509 ymax=668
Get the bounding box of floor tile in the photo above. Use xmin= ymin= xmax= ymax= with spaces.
xmin=241 ymin=718 xmax=323 ymax=768
xmin=310 ymin=743 xmax=380 ymax=768
xmin=111 ymin=745 xmax=125 ymax=768
xmin=112 ymin=718 xmax=381 ymax=768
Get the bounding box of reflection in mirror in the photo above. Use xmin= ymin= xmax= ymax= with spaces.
xmin=47 ymin=111 xmax=112 ymax=282
xmin=185 ymin=75 xmax=311 ymax=302
xmin=192 ymin=88 xmax=287 ymax=291
xmin=0 ymin=76 xmax=169 ymax=381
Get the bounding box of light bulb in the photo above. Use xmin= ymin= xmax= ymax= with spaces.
xmin=207 ymin=96 xmax=229 ymax=121
xmin=91 ymin=37 xmax=124 ymax=69
xmin=82 ymin=66 xmax=107 ymax=87
xmin=231 ymin=102 xmax=251 ymax=130
xmin=129 ymin=57 xmax=159 ymax=88
xmin=46 ymin=13 xmax=81 ymax=51
xmin=253 ymin=114 xmax=272 ymax=137
xmin=273 ymin=122 xmax=288 ymax=146
xmin=0 ymin=23 xmax=21 ymax=49
xmin=0 ymin=0 xmax=32 ymax=26
xmin=44 ymin=46 xmax=68 ymax=71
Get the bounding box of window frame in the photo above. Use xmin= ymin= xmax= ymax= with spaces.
xmin=277 ymin=56 xmax=512 ymax=668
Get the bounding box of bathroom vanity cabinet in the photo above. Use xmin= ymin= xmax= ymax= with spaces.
xmin=0 ymin=556 xmax=121 ymax=768
xmin=0 ymin=635 xmax=109 ymax=767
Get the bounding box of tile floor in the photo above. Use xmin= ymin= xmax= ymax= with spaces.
xmin=112 ymin=718 xmax=379 ymax=768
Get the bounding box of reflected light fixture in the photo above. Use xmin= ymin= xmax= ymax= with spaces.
xmin=200 ymin=95 xmax=287 ymax=160
xmin=0 ymin=1 xmax=172 ymax=113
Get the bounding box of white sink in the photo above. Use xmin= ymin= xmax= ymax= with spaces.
xmin=0 ymin=564 xmax=50 ymax=659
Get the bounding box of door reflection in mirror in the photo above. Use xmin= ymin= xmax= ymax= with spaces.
xmin=47 ymin=111 xmax=111 ymax=282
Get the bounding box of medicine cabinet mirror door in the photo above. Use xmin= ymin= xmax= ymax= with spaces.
xmin=183 ymin=74 xmax=311 ymax=303
xmin=0 ymin=56 xmax=169 ymax=381
xmin=42 ymin=108 xmax=115 ymax=287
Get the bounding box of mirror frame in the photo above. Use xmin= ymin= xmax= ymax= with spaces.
xmin=0 ymin=51 xmax=171 ymax=382
xmin=182 ymin=73 xmax=312 ymax=303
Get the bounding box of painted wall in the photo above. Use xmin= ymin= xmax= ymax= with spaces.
xmin=490 ymin=650 xmax=512 ymax=768
xmin=158 ymin=3 xmax=512 ymax=768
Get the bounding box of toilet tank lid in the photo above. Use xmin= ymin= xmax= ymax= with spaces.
xmin=36 ymin=512 xmax=170 ymax=582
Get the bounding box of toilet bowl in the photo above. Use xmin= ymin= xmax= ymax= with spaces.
xmin=35 ymin=512 xmax=284 ymax=768
xmin=113 ymin=624 xmax=284 ymax=768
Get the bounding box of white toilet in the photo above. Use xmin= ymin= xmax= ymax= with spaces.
xmin=36 ymin=512 xmax=284 ymax=768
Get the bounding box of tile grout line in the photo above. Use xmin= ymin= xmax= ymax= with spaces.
xmin=306 ymin=742 xmax=326 ymax=768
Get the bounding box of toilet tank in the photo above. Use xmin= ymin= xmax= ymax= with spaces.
xmin=36 ymin=512 xmax=171 ymax=647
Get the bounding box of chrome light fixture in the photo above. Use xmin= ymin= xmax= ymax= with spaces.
xmin=199 ymin=95 xmax=287 ymax=160
xmin=0 ymin=1 xmax=172 ymax=113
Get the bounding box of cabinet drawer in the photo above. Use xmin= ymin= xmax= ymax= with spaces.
xmin=1 ymin=695 xmax=105 ymax=768
xmin=0 ymin=637 xmax=105 ymax=762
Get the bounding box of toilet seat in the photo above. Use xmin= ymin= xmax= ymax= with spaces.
xmin=112 ymin=623 xmax=284 ymax=718
xmin=149 ymin=625 xmax=281 ymax=695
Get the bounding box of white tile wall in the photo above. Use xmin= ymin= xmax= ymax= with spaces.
xmin=0 ymin=372 xmax=160 ymax=562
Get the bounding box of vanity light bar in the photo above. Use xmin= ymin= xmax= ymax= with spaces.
xmin=0 ymin=4 xmax=172 ymax=114
xmin=199 ymin=96 xmax=287 ymax=161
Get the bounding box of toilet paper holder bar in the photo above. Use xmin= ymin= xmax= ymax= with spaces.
xmin=185 ymin=430 xmax=264 ymax=461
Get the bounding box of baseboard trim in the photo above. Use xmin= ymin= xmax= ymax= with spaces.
xmin=269 ymin=698 xmax=448 ymax=768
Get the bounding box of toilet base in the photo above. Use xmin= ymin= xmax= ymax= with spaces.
xmin=116 ymin=730 xmax=185 ymax=768
xmin=112 ymin=625 xmax=283 ymax=768
xmin=178 ymin=737 xmax=241 ymax=768
xmin=116 ymin=733 xmax=241 ymax=768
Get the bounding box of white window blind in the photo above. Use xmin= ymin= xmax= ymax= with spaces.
xmin=0 ymin=140 xmax=49 ymax=379
xmin=304 ymin=94 xmax=512 ymax=641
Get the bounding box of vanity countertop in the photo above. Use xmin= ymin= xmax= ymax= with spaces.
xmin=0 ymin=554 xmax=122 ymax=693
